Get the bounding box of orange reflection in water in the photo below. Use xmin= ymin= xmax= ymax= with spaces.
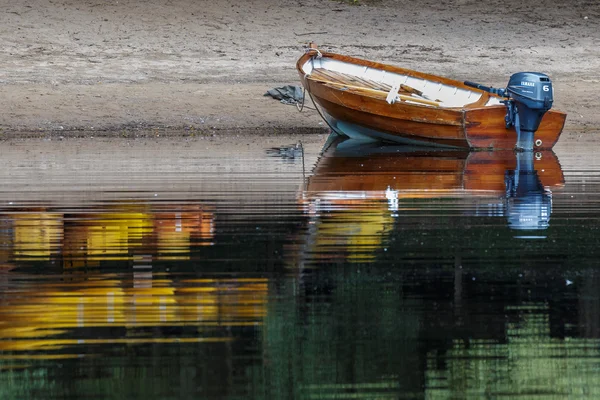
xmin=153 ymin=205 xmax=215 ymax=260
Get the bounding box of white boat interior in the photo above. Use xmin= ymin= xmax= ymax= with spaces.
xmin=302 ymin=56 xmax=503 ymax=108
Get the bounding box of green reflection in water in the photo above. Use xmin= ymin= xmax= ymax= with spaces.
xmin=0 ymin=267 xmax=599 ymax=399
xmin=426 ymin=304 xmax=600 ymax=399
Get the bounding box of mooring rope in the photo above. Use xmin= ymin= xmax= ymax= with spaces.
xmin=297 ymin=47 xmax=342 ymax=136
xmin=306 ymin=90 xmax=343 ymax=137
xmin=305 ymin=47 xmax=323 ymax=58
xmin=296 ymin=86 xmax=307 ymax=112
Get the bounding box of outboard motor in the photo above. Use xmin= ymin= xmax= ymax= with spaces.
xmin=465 ymin=73 xmax=554 ymax=151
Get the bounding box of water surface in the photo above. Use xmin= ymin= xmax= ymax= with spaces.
xmin=0 ymin=134 xmax=599 ymax=399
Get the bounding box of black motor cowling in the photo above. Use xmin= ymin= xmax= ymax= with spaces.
xmin=507 ymin=72 xmax=553 ymax=150
xmin=465 ymin=72 xmax=554 ymax=151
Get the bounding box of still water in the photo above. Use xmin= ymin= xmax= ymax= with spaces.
xmin=0 ymin=133 xmax=598 ymax=399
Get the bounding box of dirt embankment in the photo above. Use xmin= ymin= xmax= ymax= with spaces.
xmin=1 ymin=0 xmax=598 ymax=138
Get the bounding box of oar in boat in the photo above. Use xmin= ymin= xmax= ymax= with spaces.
xmin=399 ymin=84 xmax=441 ymax=102
xmin=309 ymin=79 xmax=441 ymax=107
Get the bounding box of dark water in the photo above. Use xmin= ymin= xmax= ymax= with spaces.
xmin=0 ymin=135 xmax=599 ymax=399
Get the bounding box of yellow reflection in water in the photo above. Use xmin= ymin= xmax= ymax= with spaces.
xmin=0 ymin=277 xmax=268 ymax=355
xmin=304 ymin=206 xmax=392 ymax=262
xmin=3 ymin=204 xmax=215 ymax=265
xmin=12 ymin=213 xmax=63 ymax=260
xmin=84 ymin=212 xmax=153 ymax=260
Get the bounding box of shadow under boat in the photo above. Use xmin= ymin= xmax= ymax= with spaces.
xmin=301 ymin=134 xmax=564 ymax=234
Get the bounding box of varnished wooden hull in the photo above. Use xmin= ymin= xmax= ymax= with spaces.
xmin=297 ymin=51 xmax=567 ymax=150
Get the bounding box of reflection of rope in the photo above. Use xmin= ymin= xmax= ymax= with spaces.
xmin=300 ymin=140 xmax=306 ymax=185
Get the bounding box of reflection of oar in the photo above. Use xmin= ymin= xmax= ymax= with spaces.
xmin=310 ymin=79 xmax=440 ymax=107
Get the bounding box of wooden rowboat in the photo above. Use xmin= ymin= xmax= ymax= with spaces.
xmin=296 ymin=46 xmax=567 ymax=150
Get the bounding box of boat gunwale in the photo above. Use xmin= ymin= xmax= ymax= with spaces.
xmin=297 ymin=50 xmax=497 ymax=110
xmin=297 ymin=50 xmax=567 ymax=118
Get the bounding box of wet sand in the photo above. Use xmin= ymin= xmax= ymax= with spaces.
xmin=1 ymin=0 xmax=599 ymax=139
xmin=0 ymin=132 xmax=592 ymax=203
xmin=0 ymin=134 xmax=327 ymax=203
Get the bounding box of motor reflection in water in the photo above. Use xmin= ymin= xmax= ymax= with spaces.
xmin=299 ymin=135 xmax=564 ymax=261
xmin=505 ymin=152 xmax=555 ymax=233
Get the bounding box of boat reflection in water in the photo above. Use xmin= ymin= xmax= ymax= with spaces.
xmin=299 ymin=134 xmax=564 ymax=260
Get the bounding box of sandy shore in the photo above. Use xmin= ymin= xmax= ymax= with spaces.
xmin=1 ymin=0 xmax=599 ymax=138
